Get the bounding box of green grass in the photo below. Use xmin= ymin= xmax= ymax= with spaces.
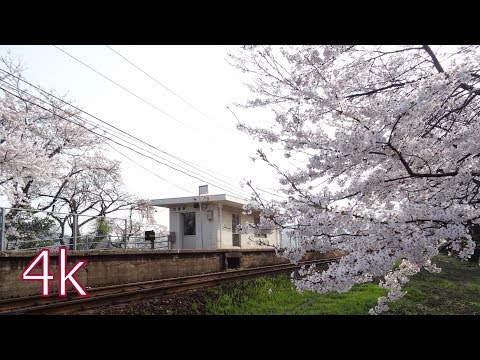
xmin=191 ymin=302 xmax=200 ymax=314
xmin=205 ymin=255 xmax=480 ymax=315
xmin=206 ymin=275 xmax=386 ymax=315
xmin=388 ymin=255 xmax=480 ymax=315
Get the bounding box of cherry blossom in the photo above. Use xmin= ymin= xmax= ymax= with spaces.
xmin=232 ymin=45 xmax=480 ymax=313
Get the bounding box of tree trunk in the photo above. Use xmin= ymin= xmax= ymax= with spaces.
xmin=470 ymin=224 xmax=480 ymax=263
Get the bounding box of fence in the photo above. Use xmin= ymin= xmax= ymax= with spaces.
xmin=0 ymin=207 xmax=169 ymax=252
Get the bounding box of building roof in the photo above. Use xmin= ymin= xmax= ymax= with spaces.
xmin=150 ymin=194 xmax=247 ymax=209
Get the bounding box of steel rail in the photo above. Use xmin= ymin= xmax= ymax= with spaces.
xmin=0 ymin=257 xmax=341 ymax=314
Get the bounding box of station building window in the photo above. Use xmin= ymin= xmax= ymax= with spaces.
xmin=183 ymin=212 xmax=196 ymax=235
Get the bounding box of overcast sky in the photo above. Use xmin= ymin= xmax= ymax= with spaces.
xmin=0 ymin=45 xmax=294 ymax=225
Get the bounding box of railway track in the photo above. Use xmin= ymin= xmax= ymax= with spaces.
xmin=0 ymin=257 xmax=340 ymax=315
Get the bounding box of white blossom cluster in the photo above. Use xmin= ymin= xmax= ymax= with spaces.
xmin=0 ymin=57 xmax=101 ymax=207
xmin=0 ymin=56 xmax=146 ymax=236
xmin=232 ymin=45 xmax=480 ymax=313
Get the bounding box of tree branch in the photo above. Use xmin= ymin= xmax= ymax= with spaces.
xmin=388 ymin=142 xmax=458 ymax=178
xmin=346 ymin=80 xmax=415 ymax=99
xmin=422 ymin=45 xmax=444 ymax=73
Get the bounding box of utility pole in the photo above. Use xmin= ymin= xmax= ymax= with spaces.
xmin=124 ymin=218 xmax=128 ymax=249
xmin=199 ymin=185 xmax=208 ymax=249
xmin=72 ymin=214 xmax=78 ymax=251
xmin=0 ymin=208 xmax=5 ymax=251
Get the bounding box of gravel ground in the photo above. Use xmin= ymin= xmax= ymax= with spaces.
xmin=75 ymin=288 xmax=217 ymax=315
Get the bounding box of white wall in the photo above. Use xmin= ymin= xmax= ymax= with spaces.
xmin=196 ymin=206 xmax=215 ymax=249
xmin=168 ymin=203 xmax=216 ymax=250
xmin=167 ymin=202 xmax=279 ymax=250
xmin=169 ymin=211 xmax=181 ymax=250
xmin=219 ymin=206 xmax=279 ymax=249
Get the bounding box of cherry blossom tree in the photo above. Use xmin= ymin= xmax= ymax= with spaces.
xmin=0 ymin=55 xmax=150 ymax=249
xmin=0 ymin=55 xmax=97 ymax=207
xmin=231 ymin=45 xmax=480 ymax=313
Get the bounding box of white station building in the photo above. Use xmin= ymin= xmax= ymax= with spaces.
xmin=150 ymin=194 xmax=280 ymax=250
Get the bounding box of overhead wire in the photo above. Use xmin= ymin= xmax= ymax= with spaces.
xmin=106 ymin=45 xmax=212 ymax=121
xmin=53 ymin=45 xmax=184 ymax=126
xmin=0 ymin=68 xmax=251 ymax=197
xmin=0 ymin=83 xmax=247 ymax=198
xmin=105 ymin=46 xmax=245 ymax=185
xmin=104 ymin=45 xmax=240 ymax=136
xmin=0 ymin=59 xmax=287 ymax=200
xmin=103 ymin=141 xmax=192 ymax=194
xmin=57 ymin=46 xmax=275 ymax=197
xmin=0 ymin=67 xmax=285 ymax=200
xmin=0 ymin=67 xmax=247 ymax=194
xmin=53 ymin=45 xmax=257 ymax=177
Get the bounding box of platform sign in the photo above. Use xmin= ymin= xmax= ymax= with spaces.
xmin=199 ymin=185 xmax=208 ymax=195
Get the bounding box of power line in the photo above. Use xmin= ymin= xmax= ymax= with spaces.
xmin=98 ymin=133 xmax=245 ymax=197
xmin=105 ymin=45 xmax=245 ymax=184
xmin=53 ymin=45 xmax=184 ymax=126
xmin=105 ymin=45 xmax=238 ymax=136
xmin=50 ymin=47 xmax=278 ymax=196
xmin=0 ymin=67 xmax=223 ymax=185
xmin=252 ymin=187 xmax=284 ymax=198
xmin=0 ymin=68 xmax=250 ymax=197
xmin=106 ymin=45 xmax=212 ymax=120
xmin=0 ymin=67 xmax=286 ymax=200
xmin=104 ymin=141 xmax=192 ymax=194
xmin=0 ymin=84 xmax=247 ymax=198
